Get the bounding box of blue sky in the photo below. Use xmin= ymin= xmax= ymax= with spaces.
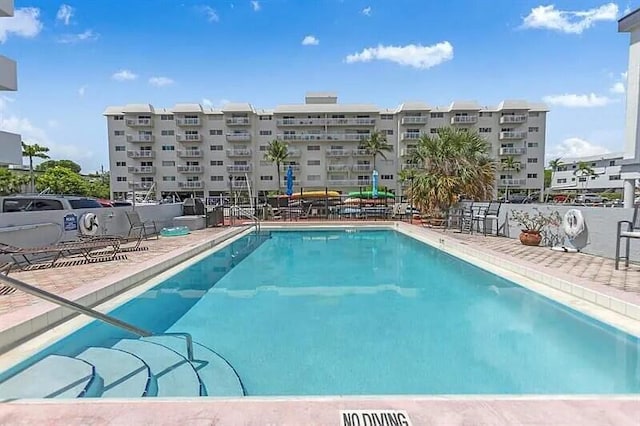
xmin=0 ymin=0 xmax=638 ymax=172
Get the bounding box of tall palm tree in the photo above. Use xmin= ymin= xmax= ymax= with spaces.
xmin=408 ymin=127 xmax=496 ymax=213
xmin=501 ymin=156 xmax=519 ymax=202
xmin=264 ymin=139 xmax=289 ymax=194
xmin=548 ymin=157 xmax=562 ymax=192
xmin=573 ymin=161 xmax=595 ymax=193
xmin=361 ymin=130 xmax=393 ymax=171
xmin=21 ymin=141 xmax=50 ymax=193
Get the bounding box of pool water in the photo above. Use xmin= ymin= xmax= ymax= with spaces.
xmin=7 ymin=230 xmax=640 ymax=395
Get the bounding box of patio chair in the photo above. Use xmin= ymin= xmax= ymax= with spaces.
xmin=79 ymin=232 xmax=145 ymax=250
xmin=615 ymin=205 xmax=640 ymax=270
xmin=125 ymin=211 xmax=159 ymax=241
xmin=446 ymin=202 xmax=474 ymax=233
xmin=472 ymin=201 xmax=502 ymax=236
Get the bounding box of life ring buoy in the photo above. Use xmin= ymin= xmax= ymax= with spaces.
xmin=80 ymin=213 xmax=100 ymax=236
xmin=562 ymin=209 xmax=584 ymax=239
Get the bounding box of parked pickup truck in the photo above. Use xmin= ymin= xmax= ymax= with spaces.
xmin=0 ymin=195 xmax=104 ymax=213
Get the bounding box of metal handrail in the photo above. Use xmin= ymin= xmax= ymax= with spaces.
xmin=231 ymin=205 xmax=260 ymax=234
xmin=0 ymin=274 xmax=194 ymax=360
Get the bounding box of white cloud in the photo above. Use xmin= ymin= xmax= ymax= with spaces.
xmin=362 ymin=6 xmax=372 ymax=16
xmin=112 ymin=70 xmax=138 ymax=81
xmin=547 ymin=137 xmax=610 ymax=159
xmin=57 ymin=29 xmax=99 ymax=44
xmin=202 ymin=98 xmax=229 ymax=108
xmin=0 ymin=95 xmax=14 ymax=112
xmin=149 ymin=76 xmax=174 ymax=87
xmin=302 ymin=35 xmax=319 ymax=46
xmin=202 ymin=6 xmax=219 ymax=22
xmin=345 ymin=41 xmax=454 ymax=69
xmin=542 ymin=93 xmax=614 ymax=108
xmin=250 ymin=1 xmax=260 ymax=11
xmin=56 ymin=4 xmax=74 ymax=25
xmin=610 ymin=82 xmax=625 ymax=94
xmin=78 ymin=85 xmax=88 ymax=97
xmin=202 ymin=98 xmax=213 ymax=107
xmin=521 ymin=3 xmax=618 ymax=34
xmin=0 ymin=7 xmax=43 ymax=43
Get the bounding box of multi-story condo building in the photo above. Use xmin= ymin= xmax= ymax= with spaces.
xmin=0 ymin=0 xmax=21 ymax=167
xmin=550 ymin=153 xmax=626 ymax=192
xmin=104 ymin=93 xmax=547 ymax=201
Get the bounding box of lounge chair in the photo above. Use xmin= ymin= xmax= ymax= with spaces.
xmin=0 ymin=239 xmax=121 ymax=270
xmin=125 ymin=211 xmax=159 ymax=241
xmin=615 ymin=205 xmax=640 ymax=270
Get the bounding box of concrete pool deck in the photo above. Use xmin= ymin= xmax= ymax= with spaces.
xmin=1 ymin=221 xmax=640 ymax=425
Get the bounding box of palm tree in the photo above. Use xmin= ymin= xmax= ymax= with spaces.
xmin=548 ymin=157 xmax=562 ymax=192
xmin=573 ymin=161 xmax=595 ymax=194
xmin=407 ymin=127 xmax=496 ymax=214
xmin=21 ymin=141 xmax=50 ymax=193
xmin=361 ymin=130 xmax=393 ymax=171
xmin=500 ymin=156 xmax=519 ymax=202
xmin=264 ymin=139 xmax=289 ymax=194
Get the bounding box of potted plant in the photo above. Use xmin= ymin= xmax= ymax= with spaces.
xmin=510 ymin=209 xmax=562 ymax=246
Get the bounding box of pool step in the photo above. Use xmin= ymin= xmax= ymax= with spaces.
xmin=0 ymin=355 xmax=102 ymax=399
xmin=75 ymin=347 xmax=153 ymax=398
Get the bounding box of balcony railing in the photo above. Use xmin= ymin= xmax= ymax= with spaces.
xmin=127 ymin=150 xmax=155 ymax=158
xmin=327 ymin=164 xmax=351 ymax=172
xmin=325 ymin=118 xmax=376 ymax=126
xmin=226 ymin=133 xmax=252 ymax=142
xmin=281 ymin=164 xmax=301 ymax=171
xmin=326 ymin=179 xmax=367 ymax=187
xmin=226 ymin=117 xmax=250 ymax=126
xmin=276 ymin=118 xmax=324 ymax=126
xmin=126 ymin=134 xmax=154 ymax=143
xmin=232 ymin=180 xmax=249 ymax=189
xmin=178 ymin=181 xmax=204 ymax=189
xmin=279 ymin=133 xmax=324 ymax=142
xmin=499 ymin=115 xmax=527 ymax=124
xmin=352 ymin=164 xmax=373 ymax=172
xmin=450 ymin=115 xmax=478 ymax=124
xmin=401 ymin=163 xmax=419 ymax=170
xmin=125 ymin=118 xmax=153 ymax=127
xmin=353 ymin=149 xmax=370 ymax=156
xmin=327 ymin=133 xmax=370 ymax=142
xmin=226 ymin=149 xmax=252 ymax=157
xmin=176 ymin=134 xmax=202 ymax=142
xmin=326 ymin=149 xmax=351 ymax=157
xmin=127 ymin=166 xmax=156 ymax=174
xmin=277 ymin=133 xmax=370 ymax=142
xmin=499 ymin=131 xmax=528 ymax=140
xmin=499 ymin=178 xmax=527 ymax=187
xmin=401 ymin=132 xmax=422 ymax=141
xmin=175 ymin=117 xmax=201 ymax=127
xmin=287 ymin=149 xmax=301 ymax=158
xmin=401 ymin=116 xmax=428 ymax=125
xmin=499 ymin=162 xmax=525 ymax=171
xmin=227 ymin=165 xmax=253 ymax=173
xmin=128 ymin=182 xmax=154 ymax=190
xmin=177 ymin=165 xmax=204 ymax=173
xmin=177 ymin=149 xmax=203 ymax=158
xmin=275 ymin=118 xmax=376 ymax=126
xmin=401 ymin=148 xmax=417 ymax=157
xmin=499 ymin=147 xmax=527 ymax=156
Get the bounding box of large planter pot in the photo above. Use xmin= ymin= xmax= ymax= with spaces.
xmin=519 ymin=230 xmax=542 ymax=246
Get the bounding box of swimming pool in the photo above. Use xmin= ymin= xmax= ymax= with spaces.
xmin=1 ymin=229 xmax=639 ymax=397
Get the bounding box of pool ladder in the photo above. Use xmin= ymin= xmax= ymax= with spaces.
xmin=231 ymin=205 xmax=261 ymax=234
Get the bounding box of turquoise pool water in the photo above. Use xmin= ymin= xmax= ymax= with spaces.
xmin=5 ymin=230 xmax=640 ymax=395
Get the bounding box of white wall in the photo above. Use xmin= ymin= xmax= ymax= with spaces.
xmin=0 ymin=131 xmax=22 ymax=165
xmin=0 ymin=55 xmax=16 ymax=91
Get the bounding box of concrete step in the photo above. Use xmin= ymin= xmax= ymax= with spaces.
xmin=114 ymin=339 xmax=202 ymax=397
xmin=76 ymin=347 xmax=154 ymax=398
xmin=145 ymin=336 xmax=245 ymax=396
xmin=0 ymin=355 xmax=102 ymax=399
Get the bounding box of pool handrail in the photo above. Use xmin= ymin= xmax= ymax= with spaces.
xmin=231 ymin=205 xmax=260 ymax=234
xmin=0 ymin=273 xmax=194 ymax=360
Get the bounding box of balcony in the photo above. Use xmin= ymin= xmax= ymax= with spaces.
xmin=401 ymin=132 xmax=422 ymax=141
xmin=226 ymin=149 xmax=252 ymax=157
xmin=177 ymin=149 xmax=203 ymax=158
xmin=128 ymin=182 xmax=154 ymax=190
xmin=499 ymin=147 xmax=527 ymax=156
xmin=499 ymin=178 xmax=527 ymax=187
xmin=287 ymin=149 xmax=301 ymax=158
xmin=126 ymin=134 xmax=154 ymax=143
xmin=325 ymin=118 xmax=376 ymax=126
xmin=127 ymin=150 xmax=155 ymax=159
xmin=401 ymin=116 xmax=428 ymax=125
xmin=499 ymin=131 xmax=528 ymax=140
xmin=125 ymin=118 xmax=153 ymax=127
xmin=326 ymin=149 xmax=351 ymax=157
xmin=226 ymin=117 xmax=250 ymax=126
xmin=127 ymin=166 xmax=156 ymax=174
xmin=232 ymin=180 xmax=249 ymax=189
xmin=177 ymin=165 xmax=204 ymax=174
xmin=401 ymin=163 xmax=419 ymax=170
xmin=281 ymin=164 xmax=301 ymax=171
xmin=499 ymin=115 xmax=527 ymax=125
xmin=352 ymin=164 xmax=373 ymax=172
xmin=450 ymin=115 xmax=478 ymax=124
xmin=279 ymin=133 xmax=324 ymax=142
xmin=499 ymin=162 xmax=525 ymax=171
xmin=227 ymin=165 xmax=253 ymax=173
xmin=276 ymin=118 xmax=324 ymax=126
xmin=327 ymin=164 xmax=351 ymax=172
xmin=178 ymin=181 xmax=204 ymax=189
xmin=175 ymin=117 xmax=201 ymax=127
xmin=326 ymin=179 xmax=364 ymax=187
xmin=401 ymin=148 xmax=418 ymax=157
xmin=326 ymin=133 xmax=369 ymax=142
xmin=176 ymin=134 xmax=202 ymax=142
xmin=353 ymin=149 xmax=370 ymax=156
xmin=226 ymin=133 xmax=252 ymax=142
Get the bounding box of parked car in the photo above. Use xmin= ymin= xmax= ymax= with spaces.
xmin=505 ymin=194 xmax=532 ymax=204
xmin=575 ymin=193 xmax=604 ymax=204
xmin=0 ymin=195 xmax=104 ymax=212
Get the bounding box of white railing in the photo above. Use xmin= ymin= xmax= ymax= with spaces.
xmin=281 ymin=164 xmax=301 ymax=171
xmin=126 ymin=134 xmax=154 ymax=142
xmin=226 ymin=149 xmax=252 ymax=157
xmin=326 ymin=179 xmax=369 ymax=186
xmin=226 ymin=117 xmax=250 ymax=125
xmin=401 ymin=132 xmax=422 ymax=141
xmin=232 ymin=180 xmax=248 ymax=189
xmin=401 ymin=163 xmax=419 ymax=170
xmin=401 ymin=116 xmax=428 ymax=125
xmin=128 ymin=182 xmax=155 ymax=189
xmin=177 ymin=165 xmax=204 ymax=173
xmin=125 ymin=118 xmax=153 ymax=127
xmin=327 ymin=133 xmax=369 ymax=141
xmin=401 ymin=148 xmax=417 ymax=157
xmin=127 ymin=166 xmax=156 ymax=174
xmin=327 ymin=164 xmax=351 ymax=172
xmin=226 ymin=133 xmax=252 ymax=142
xmin=499 ymin=115 xmax=527 ymax=124
xmin=326 ymin=149 xmax=351 ymax=157
xmin=227 ymin=165 xmax=253 ymax=173
xmin=451 ymin=115 xmax=478 ymax=124
xmin=175 ymin=117 xmax=201 ymax=126
xmin=352 ymin=164 xmax=373 ymax=172
xmin=127 ymin=150 xmax=155 ymax=158
xmin=499 ymin=147 xmax=527 ymax=155
xmin=176 ymin=134 xmax=202 ymax=142
xmin=178 ymin=181 xmax=204 ymax=189
xmin=499 ymin=131 xmax=528 ymax=140
xmin=325 ymin=118 xmax=376 ymax=126
xmin=177 ymin=149 xmax=203 ymax=158
xmin=353 ymin=149 xmax=370 ymax=156
xmin=287 ymin=149 xmax=301 ymax=157
xmin=277 ymin=118 xmax=324 ymax=126
xmin=500 ymin=178 xmax=527 ymax=186
xmin=279 ymin=133 xmax=324 ymax=141
xmin=499 ymin=163 xmax=525 ymax=171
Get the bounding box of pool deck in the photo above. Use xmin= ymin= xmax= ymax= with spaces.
xmin=1 ymin=221 xmax=640 ymax=425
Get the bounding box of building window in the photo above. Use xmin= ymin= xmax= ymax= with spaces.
xmin=429 ymin=128 xmax=438 ymax=134
xmin=259 ymin=145 xmax=268 ymax=151
xmin=161 ymin=130 xmax=175 ymax=136
xmin=210 ymin=160 xmax=223 ymax=166
xmin=381 ymin=174 xmax=393 ymax=180
xmin=609 ymin=174 xmax=621 ymax=180
xmin=527 ymin=142 xmax=539 ymax=148
xmin=609 ymin=160 xmax=616 ymax=166
xmin=527 ymin=173 xmax=538 ymax=178
xmin=529 ymin=112 xmax=539 ymax=117
xmin=114 ymin=130 xmax=125 ymax=136
xmin=209 ymin=129 xmax=223 ymax=136
xmin=380 ymin=114 xmax=394 ymax=120
xmin=383 ymin=129 xmax=394 ymax=136
xmin=479 ymin=112 xmax=492 ymax=117
xmin=260 ymin=176 xmax=273 ymax=180
xmin=527 ymin=158 xmax=538 ymax=163
xmin=210 ymin=145 xmax=223 ymax=151
xmin=161 ymin=161 xmax=175 ymax=167
xmin=162 ymin=176 xmax=176 ymax=181
xmin=557 ymin=178 xmax=567 ymax=183
xmin=259 ymin=130 xmax=272 ymax=136
xmin=259 ymin=115 xmax=272 ymax=121
xmin=160 ymin=114 xmax=174 ymax=120
xmin=113 ymin=115 xmax=124 ymax=121
xmin=115 ymin=145 xmax=126 ymax=151
xmin=528 ymin=127 xmax=539 ymax=132
xmin=307 ymin=175 xmax=321 ymax=181
xmin=162 ymin=145 xmax=175 ymax=151
xmin=116 ymin=176 xmax=127 ymax=182
xmin=210 ymin=176 xmax=224 ymax=181
xmin=307 ymin=145 xmax=320 ymax=151
xmin=430 ymin=112 xmax=444 ymax=118
xmin=479 ymin=128 xmax=491 ymax=133
xmin=307 ymin=160 xmax=320 ymax=166
xmin=578 ymin=177 xmax=587 ymax=182
xmin=115 ymin=161 xmax=126 ymax=167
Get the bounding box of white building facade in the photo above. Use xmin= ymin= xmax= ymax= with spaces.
xmin=0 ymin=0 xmax=21 ymax=167
xmin=104 ymin=94 xmax=547 ymax=200
xmin=550 ymin=153 xmax=625 ymax=192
